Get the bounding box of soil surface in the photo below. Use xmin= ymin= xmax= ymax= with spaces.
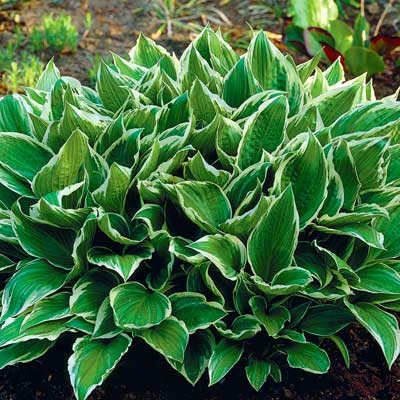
xmin=0 ymin=1 xmax=399 ymax=399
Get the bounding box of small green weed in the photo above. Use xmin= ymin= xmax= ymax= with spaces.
xmin=30 ymin=13 xmax=79 ymax=53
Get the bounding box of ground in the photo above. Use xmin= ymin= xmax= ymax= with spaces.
xmin=0 ymin=1 xmax=399 ymax=399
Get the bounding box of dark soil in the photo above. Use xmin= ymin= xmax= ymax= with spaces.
xmin=0 ymin=1 xmax=399 ymax=399
xmin=0 ymin=324 xmax=399 ymax=400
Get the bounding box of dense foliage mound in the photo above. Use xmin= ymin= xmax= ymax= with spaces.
xmin=0 ymin=27 xmax=399 ymax=400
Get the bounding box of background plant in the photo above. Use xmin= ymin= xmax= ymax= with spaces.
xmin=285 ymin=0 xmax=400 ymax=77
xmin=0 ymin=27 xmax=399 ymax=400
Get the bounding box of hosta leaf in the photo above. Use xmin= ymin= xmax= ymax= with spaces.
xmin=245 ymin=356 xmax=271 ymax=391
xmin=249 ymin=296 xmax=290 ymax=337
xmin=188 ymin=234 xmax=246 ymax=280
xmin=369 ymin=205 xmax=400 ymax=260
xmin=96 ymin=61 xmax=131 ymax=112
xmin=285 ymin=342 xmax=330 ymax=374
xmin=21 ymin=292 xmax=70 ymax=330
xmin=289 ymin=0 xmax=338 ymax=29
xmin=345 ymin=301 xmax=400 ymax=368
xmin=170 ymin=292 xmax=227 ymax=333
xmin=348 ymin=136 xmax=389 ymax=190
xmin=68 ymin=334 xmax=132 ymax=400
xmin=167 ymin=329 xmax=215 ymax=385
xmin=1 ymin=259 xmax=67 ymax=321
xmin=327 ymin=335 xmax=350 ymax=369
xmin=11 ymin=200 xmax=75 ymax=268
xmin=93 ymin=163 xmax=131 ymax=214
xmin=175 ymin=181 xmax=232 ymax=234
xmin=299 ymin=305 xmax=354 ymax=336
xmin=0 ymin=165 xmax=33 ymax=197
xmin=208 ymin=338 xmax=244 ymax=385
xmin=130 ymin=34 xmax=177 ymax=78
xmin=187 ymin=152 xmax=230 ymax=187
xmin=246 ymin=31 xmax=303 ymax=115
xmin=35 ymin=58 xmax=60 ymax=91
xmin=248 ymin=186 xmax=298 ymax=282
xmin=135 ymin=317 xmax=188 ymax=362
xmin=332 ymin=141 xmax=361 ymax=210
xmin=215 ymin=315 xmax=261 ymax=340
xmin=237 ymin=96 xmax=288 ymax=169
xmin=33 ymin=129 xmax=89 ymax=197
xmin=354 ymin=263 xmax=400 ymax=294
xmin=0 ymin=132 xmax=52 ymax=182
xmin=110 ymin=282 xmax=171 ymax=329
xmin=70 ymin=269 xmax=119 ymax=322
xmin=88 ymin=245 xmax=153 ymax=281
xmin=275 ymin=132 xmax=328 ymax=228
xmin=0 ymin=95 xmax=33 ymax=135
xmin=0 ymin=340 xmax=55 ymax=369
xmin=253 ymin=267 xmax=313 ymax=296
xmin=92 ymin=297 xmax=122 ymax=340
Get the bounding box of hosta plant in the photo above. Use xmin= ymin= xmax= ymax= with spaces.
xmin=0 ymin=26 xmax=400 ymax=400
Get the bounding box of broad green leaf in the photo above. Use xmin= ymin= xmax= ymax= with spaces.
xmin=96 ymin=61 xmax=131 ymax=112
xmin=0 ymin=340 xmax=55 ymax=369
xmin=93 ymin=163 xmax=131 ymax=213
xmin=0 ymin=132 xmax=52 ymax=182
xmin=311 ymin=222 xmax=384 ymax=249
xmin=237 ymin=96 xmax=288 ymax=169
xmin=327 ymin=335 xmax=350 ymax=369
xmin=88 ymin=245 xmax=153 ymax=281
xmin=345 ymin=301 xmax=400 ymax=368
xmin=0 ymin=165 xmax=33 ymax=197
xmin=70 ymin=269 xmax=118 ymax=322
xmin=249 ymin=296 xmax=290 ymax=337
xmin=33 ymin=129 xmax=89 ymax=197
xmin=187 ymin=152 xmax=230 ymax=187
xmin=130 ymin=34 xmax=177 ymax=78
xmin=0 ymin=95 xmax=33 ymax=135
xmin=110 ymin=282 xmax=171 ymax=329
xmin=35 ymin=58 xmax=60 ymax=91
xmin=175 ymin=181 xmax=232 ymax=234
xmin=1 ymin=259 xmax=67 ymax=321
xmin=348 ymin=136 xmax=389 ymax=190
xmin=354 ymin=263 xmax=400 ymax=294
xmin=167 ymin=329 xmax=215 ymax=385
xmin=311 ymin=75 xmax=365 ymax=126
xmin=246 ymin=31 xmax=303 ymax=115
xmin=369 ymin=205 xmax=400 ymax=260
xmin=248 ymin=186 xmax=298 ymax=282
xmin=92 ymin=297 xmax=122 ymax=339
xmin=275 ymin=133 xmax=328 ymax=228
xmin=170 ymin=292 xmax=227 ymax=333
xmin=208 ymin=338 xmax=244 ymax=385
xmin=245 ymin=356 xmax=271 ymax=391
xmin=135 ymin=317 xmax=188 ymax=362
xmin=68 ymin=334 xmax=132 ymax=400
xmin=188 ymin=234 xmax=246 ymax=280
xmin=21 ymin=292 xmax=70 ymax=330
xmin=11 ymin=200 xmax=75 ymax=268
xmin=285 ymin=342 xmax=330 ymax=373
xmin=215 ymin=315 xmax=261 ymax=340
xmin=345 ymin=47 xmax=385 ymax=77
xmin=253 ymin=267 xmax=313 ymax=296
xmin=299 ymin=305 xmax=354 ymax=336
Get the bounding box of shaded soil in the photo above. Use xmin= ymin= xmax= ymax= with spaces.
xmin=0 ymin=324 xmax=399 ymax=400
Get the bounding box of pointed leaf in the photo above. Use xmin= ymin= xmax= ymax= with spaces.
xmin=285 ymin=342 xmax=330 ymax=373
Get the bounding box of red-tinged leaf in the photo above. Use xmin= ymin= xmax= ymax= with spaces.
xmin=370 ymin=35 xmax=400 ymax=55
xmin=323 ymin=44 xmax=346 ymax=68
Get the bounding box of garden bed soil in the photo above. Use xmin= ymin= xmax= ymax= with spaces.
xmin=0 ymin=1 xmax=399 ymax=399
xmin=0 ymin=324 xmax=399 ymax=400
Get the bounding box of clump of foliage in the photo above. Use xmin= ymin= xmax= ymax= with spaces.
xmin=285 ymin=0 xmax=400 ymax=77
xmin=30 ymin=12 xmax=79 ymax=53
xmin=0 ymin=27 xmax=399 ymax=400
